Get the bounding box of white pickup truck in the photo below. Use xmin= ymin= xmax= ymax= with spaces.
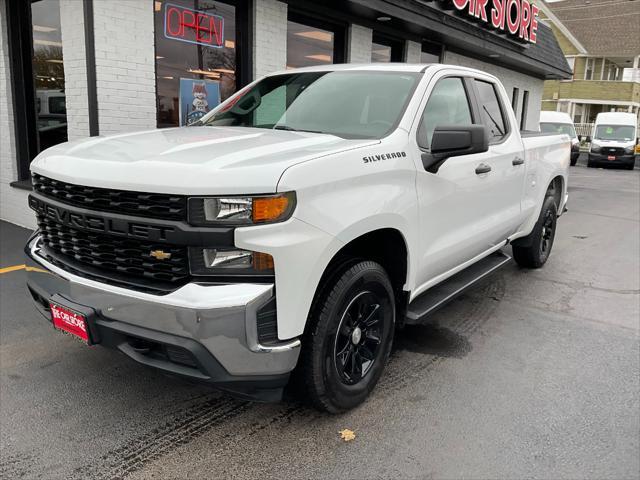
xmin=25 ymin=64 xmax=570 ymax=412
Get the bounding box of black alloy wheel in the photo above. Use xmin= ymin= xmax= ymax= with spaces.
xmin=539 ymin=208 xmax=555 ymax=262
xmin=300 ymin=260 xmax=395 ymax=413
xmin=333 ymin=291 xmax=384 ymax=385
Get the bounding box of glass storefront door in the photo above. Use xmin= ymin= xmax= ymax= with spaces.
xmin=31 ymin=0 xmax=67 ymax=152
xmin=154 ymin=0 xmax=239 ymax=127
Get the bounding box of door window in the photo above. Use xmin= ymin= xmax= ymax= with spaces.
xmin=417 ymin=77 xmax=473 ymax=150
xmin=474 ymin=80 xmax=508 ymax=141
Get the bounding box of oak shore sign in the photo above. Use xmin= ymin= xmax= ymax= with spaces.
xmin=449 ymin=0 xmax=540 ymax=44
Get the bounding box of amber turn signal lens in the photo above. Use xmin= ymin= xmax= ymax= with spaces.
xmin=252 ymin=194 xmax=292 ymax=223
xmin=252 ymin=252 xmax=275 ymax=271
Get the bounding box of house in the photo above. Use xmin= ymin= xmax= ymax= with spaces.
xmin=539 ymin=0 xmax=640 ymax=128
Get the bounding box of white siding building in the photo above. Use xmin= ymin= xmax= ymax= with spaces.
xmin=0 ymin=0 xmax=571 ymax=229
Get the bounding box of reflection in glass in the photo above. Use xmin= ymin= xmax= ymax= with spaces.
xmin=154 ymin=0 xmax=237 ymax=127
xmin=420 ymin=51 xmax=439 ymax=63
xmin=286 ymin=21 xmax=334 ymax=69
xmin=371 ymin=42 xmax=392 ymax=63
xmin=31 ymin=0 xmax=67 ymax=151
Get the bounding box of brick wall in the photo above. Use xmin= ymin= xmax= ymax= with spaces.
xmin=347 ymin=24 xmax=372 ymax=63
xmin=445 ymin=51 xmax=545 ymax=129
xmin=0 ymin=0 xmax=35 ymax=229
xmin=60 ymin=0 xmax=89 ymax=140
xmin=253 ymin=0 xmax=287 ymax=78
xmin=92 ymin=0 xmax=156 ymax=135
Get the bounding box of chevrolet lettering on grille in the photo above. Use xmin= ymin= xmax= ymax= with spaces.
xmin=28 ymin=195 xmax=175 ymax=242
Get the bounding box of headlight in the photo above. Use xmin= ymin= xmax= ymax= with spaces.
xmin=188 ymin=192 xmax=296 ymax=226
xmin=189 ymin=247 xmax=274 ymax=276
xmin=624 ymin=146 xmax=635 ymax=154
xmin=590 ymin=142 xmax=601 ymax=153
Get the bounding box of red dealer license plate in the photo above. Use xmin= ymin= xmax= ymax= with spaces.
xmin=608 ymin=155 xmax=616 ymax=161
xmin=50 ymin=303 xmax=89 ymax=343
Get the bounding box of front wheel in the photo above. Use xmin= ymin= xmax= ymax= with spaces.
xmin=300 ymin=261 xmax=395 ymax=413
xmin=512 ymin=195 xmax=558 ymax=268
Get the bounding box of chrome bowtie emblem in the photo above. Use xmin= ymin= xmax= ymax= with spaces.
xmin=150 ymin=250 xmax=172 ymax=260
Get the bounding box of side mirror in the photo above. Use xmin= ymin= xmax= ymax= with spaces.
xmin=586 ymin=135 xmax=592 ymax=143
xmin=636 ymin=137 xmax=639 ymax=145
xmin=578 ymin=134 xmax=582 ymax=141
xmin=422 ymin=125 xmax=489 ymax=172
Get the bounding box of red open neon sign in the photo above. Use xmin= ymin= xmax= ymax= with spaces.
xmin=164 ymin=3 xmax=224 ymax=48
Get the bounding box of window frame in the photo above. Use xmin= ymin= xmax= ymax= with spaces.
xmin=520 ymin=90 xmax=529 ymax=130
xmin=286 ymin=11 xmax=347 ymax=67
xmin=371 ymin=32 xmax=404 ymax=63
xmin=420 ymin=41 xmax=444 ymax=63
xmin=584 ymin=57 xmax=595 ymax=80
xmin=415 ymin=75 xmax=478 ymax=151
xmin=5 ymin=0 xmax=39 ymax=183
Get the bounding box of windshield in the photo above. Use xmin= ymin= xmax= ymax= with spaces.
xmin=199 ymin=71 xmax=421 ymax=139
xmin=594 ymin=124 xmax=636 ymax=141
xmin=540 ymin=122 xmax=576 ymax=138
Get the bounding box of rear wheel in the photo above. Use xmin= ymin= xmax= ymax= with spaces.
xmin=512 ymin=195 xmax=558 ymax=269
xmin=300 ymin=260 xmax=395 ymax=413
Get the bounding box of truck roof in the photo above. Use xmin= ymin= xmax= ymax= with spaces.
xmin=268 ymin=63 xmax=502 ymax=81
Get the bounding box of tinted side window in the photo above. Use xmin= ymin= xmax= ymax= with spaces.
xmin=474 ymin=80 xmax=507 ymax=141
xmin=418 ymin=77 xmax=473 ymax=149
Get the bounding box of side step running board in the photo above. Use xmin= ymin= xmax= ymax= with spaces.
xmin=405 ymin=251 xmax=511 ymax=325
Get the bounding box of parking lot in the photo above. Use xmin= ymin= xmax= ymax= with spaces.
xmin=1 ymin=160 xmax=638 ymax=480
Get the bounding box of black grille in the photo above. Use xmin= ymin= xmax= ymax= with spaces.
xmin=37 ymin=214 xmax=190 ymax=285
xmin=602 ymin=147 xmax=625 ymax=155
xmin=32 ymin=174 xmax=187 ymax=221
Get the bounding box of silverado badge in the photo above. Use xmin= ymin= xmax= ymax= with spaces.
xmin=150 ymin=250 xmax=172 ymax=260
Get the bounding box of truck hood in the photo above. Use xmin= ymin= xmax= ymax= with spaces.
xmin=31 ymin=126 xmax=379 ymax=194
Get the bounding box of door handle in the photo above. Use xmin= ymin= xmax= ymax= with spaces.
xmin=512 ymin=157 xmax=525 ymax=166
xmin=475 ymin=163 xmax=492 ymax=175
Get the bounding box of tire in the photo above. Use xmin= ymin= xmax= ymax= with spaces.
xmin=624 ymin=163 xmax=635 ymax=171
xmin=300 ymin=260 xmax=395 ymax=413
xmin=587 ymin=160 xmax=596 ymax=168
xmin=512 ymin=195 xmax=558 ymax=269
xmin=570 ymin=156 xmax=578 ymax=166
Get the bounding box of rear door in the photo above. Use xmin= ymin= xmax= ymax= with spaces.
xmin=467 ymin=76 xmax=527 ymax=240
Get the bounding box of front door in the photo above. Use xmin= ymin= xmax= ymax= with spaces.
xmin=410 ymin=72 xmax=524 ymax=293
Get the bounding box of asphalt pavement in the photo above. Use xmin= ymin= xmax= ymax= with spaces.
xmin=1 ymin=160 xmax=638 ymax=479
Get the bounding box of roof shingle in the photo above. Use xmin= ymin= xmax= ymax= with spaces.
xmin=543 ymin=0 xmax=640 ymax=57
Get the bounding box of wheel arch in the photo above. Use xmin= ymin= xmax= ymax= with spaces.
xmin=306 ymin=227 xmax=411 ymax=334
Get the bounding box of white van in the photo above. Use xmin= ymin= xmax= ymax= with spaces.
xmin=539 ymin=111 xmax=580 ymax=165
xmin=588 ymin=112 xmax=638 ymax=170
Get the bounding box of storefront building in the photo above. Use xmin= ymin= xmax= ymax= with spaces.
xmin=0 ymin=0 xmax=571 ymax=229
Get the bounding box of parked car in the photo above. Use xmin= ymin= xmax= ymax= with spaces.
xmin=587 ymin=112 xmax=638 ymax=170
xmin=24 ymin=64 xmax=570 ymax=412
xmin=539 ymin=111 xmax=580 ymax=165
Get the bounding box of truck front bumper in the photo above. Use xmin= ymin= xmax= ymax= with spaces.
xmin=25 ymin=234 xmax=300 ymax=402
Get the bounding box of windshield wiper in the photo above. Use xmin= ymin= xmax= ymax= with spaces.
xmin=482 ymin=105 xmax=505 ymax=137
xmin=274 ymin=125 xmax=325 ymax=134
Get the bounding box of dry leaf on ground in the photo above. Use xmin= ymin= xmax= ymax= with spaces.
xmin=339 ymin=429 xmax=356 ymax=442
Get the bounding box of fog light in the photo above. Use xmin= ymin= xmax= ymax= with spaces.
xmin=189 ymin=248 xmax=274 ymax=276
